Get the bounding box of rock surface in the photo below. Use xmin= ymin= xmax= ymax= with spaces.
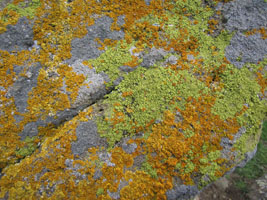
xmin=0 ymin=0 xmax=267 ymax=199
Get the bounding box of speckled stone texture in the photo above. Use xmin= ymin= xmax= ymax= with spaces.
xmin=0 ymin=0 xmax=266 ymax=199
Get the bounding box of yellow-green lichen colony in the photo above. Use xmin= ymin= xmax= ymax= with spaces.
xmin=0 ymin=0 xmax=267 ymax=199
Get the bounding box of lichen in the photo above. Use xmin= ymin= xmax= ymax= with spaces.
xmin=87 ymin=40 xmax=140 ymax=88
xmin=15 ymin=136 xmax=38 ymax=158
xmin=6 ymin=0 xmax=40 ymax=19
xmin=0 ymin=0 xmax=41 ymax=33
xmin=97 ymin=66 xmax=210 ymax=147
xmin=0 ymin=0 xmax=266 ymax=199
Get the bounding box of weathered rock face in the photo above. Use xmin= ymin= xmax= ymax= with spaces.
xmin=0 ymin=0 xmax=266 ymax=199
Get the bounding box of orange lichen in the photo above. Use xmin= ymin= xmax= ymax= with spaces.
xmin=122 ymin=91 xmax=133 ymax=97
xmin=140 ymin=95 xmax=240 ymax=184
xmin=245 ymin=27 xmax=267 ymax=40
xmin=256 ymin=70 xmax=267 ymax=95
xmin=0 ymin=0 xmax=265 ymax=199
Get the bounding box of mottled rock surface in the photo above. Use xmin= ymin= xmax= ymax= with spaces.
xmin=0 ymin=0 xmax=266 ymax=200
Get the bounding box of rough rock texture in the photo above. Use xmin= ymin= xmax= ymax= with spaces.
xmin=222 ymin=0 xmax=267 ymax=68
xmin=225 ymin=32 xmax=267 ymax=68
xmin=0 ymin=17 xmax=34 ymax=52
xmin=66 ymin=16 xmax=125 ymax=65
xmin=222 ymin=0 xmax=267 ymax=32
xmin=0 ymin=0 xmax=267 ymax=200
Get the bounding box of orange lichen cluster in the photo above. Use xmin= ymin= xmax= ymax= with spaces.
xmin=0 ymin=0 xmax=102 ymax=167
xmin=245 ymin=27 xmax=267 ymax=40
xmin=120 ymin=171 xmax=172 ymax=200
xmin=208 ymin=19 xmax=219 ymax=34
xmin=123 ymin=55 xmax=139 ymax=68
xmin=141 ymin=95 xmax=240 ymax=184
xmin=0 ymin=48 xmax=40 ymax=167
xmin=0 ymin=4 xmax=20 ymax=33
xmin=256 ymin=68 xmax=267 ymax=95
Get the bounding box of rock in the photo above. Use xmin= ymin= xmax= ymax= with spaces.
xmin=223 ymin=0 xmax=267 ymax=68
xmin=71 ymin=120 xmax=108 ymax=156
xmin=141 ymin=47 xmax=168 ymax=68
xmin=222 ymin=0 xmax=267 ymax=32
xmin=166 ymin=184 xmax=199 ymax=200
xmin=225 ymin=32 xmax=267 ymax=69
xmin=214 ymin=177 xmax=229 ymax=191
xmin=0 ymin=0 xmax=267 ymax=199
xmin=0 ymin=17 xmax=34 ymax=52
xmin=66 ymin=16 xmax=124 ymax=65
xmin=6 ymin=63 xmax=42 ymax=114
xmin=248 ymin=174 xmax=267 ymax=200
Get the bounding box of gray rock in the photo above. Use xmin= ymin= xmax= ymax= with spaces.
xmin=0 ymin=17 xmax=34 ymax=52
xmin=113 ymin=76 xmax=124 ymax=86
xmin=67 ymin=16 xmax=124 ymax=65
xmin=222 ymin=0 xmax=267 ymax=32
xmin=141 ymin=47 xmax=168 ymax=68
xmin=163 ymin=55 xmax=178 ymax=66
xmin=19 ymin=121 xmax=39 ymax=139
xmin=93 ymin=169 xmax=103 ymax=180
xmin=6 ymin=63 xmax=42 ymax=113
xmin=225 ymin=32 xmax=267 ymax=68
xmin=4 ymin=59 xmax=108 ymax=141
xmin=119 ymin=65 xmax=137 ymax=73
xmin=122 ymin=140 xmax=137 ymax=154
xmin=117 ymin=15 xmax=125 ymax=26
xmin=144 ymin=0 xmax=152 ymax=6
xmin=99 ymin=152 xmax=115 ymax=167
xmin=70 ymin=60 xmax=107 ymax=107
xmin=187 ymin=54 xmax=195 ymax=61
xmin=248 ymin=174 xmax=267 ymax=200
xmin=223 ymin=0 xmax=267 ymax=68
xmin=166 ymin=183 xmax=199 ymax=200
xmin=71 ymin=120 xmax=107 ymax=156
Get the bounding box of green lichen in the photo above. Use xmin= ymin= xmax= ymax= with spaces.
xmin=15 ymin=136 xmax=37 ymax=158
xmin=87 ymin=40 xmax=141 ymax=88
xmin=199 ymin=150 xmax=221 ymax=187
xmin=210 ymin=61 xmax=267 ymax=160
xmin=211 ymin=65 xmax=262 ymax=120
xmin=175 ymin=150 xmax=196 ymax=174
xmin=141 ymin=162 xmax=158 ymax=179
xmin=96 ymin=188 xmax=104 ymax=196
xmin=183 ymin=127 xmax=195 ymax=138
xmin=165 ymin=1 xmax=213 ymax=39
xmin=236 ymin=124 xmax=261 ymax=158
xmin=196 ymin=30 xmax=233 ymax=68
xmin=144 ymin=0 xmax=233 ymax=72
xmin=97 ymin=66 xmax=210 ymax=147
xmin=184 ymin=161 xmax=195 ymax=174
xmin=244 ymin=58 xmax=267 ymax=75
xmin=210 ymin=58 xmax=267 ymax=160
xmin=6 ymin=0 xmax=40 ymax=19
